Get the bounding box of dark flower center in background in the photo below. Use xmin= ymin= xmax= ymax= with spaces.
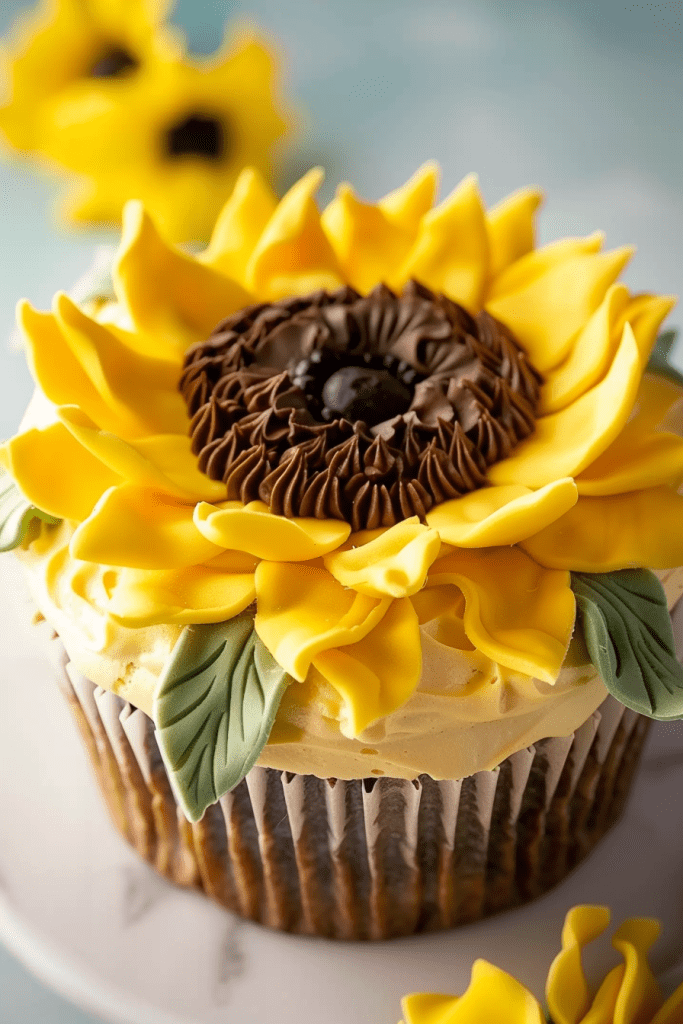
xmin=165 ymin=113 xmax=227 ymax=161
xmin=89 ymin=46 xmax=139 ymax=78
xmin=180 ymin=282 xmax=543 ymax=530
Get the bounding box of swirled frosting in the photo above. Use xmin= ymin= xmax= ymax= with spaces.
xmin=180 ymin=281 xmax=542 ymax=530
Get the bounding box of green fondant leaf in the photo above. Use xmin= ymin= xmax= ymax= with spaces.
xmin=571 ymin=569 xmax=683 ymax=720
xmin=647 ymin=328 xmax=683 ymax=388
xmin=0 ymin=467 xmax=60 ymax=552
xmin=154 ymin=612 xmax=291 ymax=822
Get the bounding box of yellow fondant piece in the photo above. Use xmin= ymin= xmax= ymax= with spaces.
xmin=71 ymin=484 xmax=222 ymax=569
xmin=425 ymin=479 xmax=578 ymax=547
xmin=546 ymin=906 xmax=611 ymax=1024
xmin=612 ymin=919 xmax=663 ymax=1024
xmin=489 ymin=323 xmax=641 ymax=488
xmin=323 ymin=517 xmax=441 ymax=598
xmin=312 ymin=596 xmax=422 ymax=734
xmin=194 ymin=500 xmax=351 ymax=560
xmin=522 ymin=487 xmax=683 ymax=571
xmin=254 ymin=562 xmax=390 ymax=681
xmin=487 ymin=231 xmax=604 ymax=301
xmin=1 ymin=422 xmax=119 ymax=522
xmin=401 ymin=992 xmax=461 ymax=1024
xmin=394 ymin=173 xmax=489 ymax=311
xmin=427 ymin=547 xmax=574 ymax=682
xmin=246 ymin=167 xmax=344 ymax=299
xmin=321 ymin=184 xmax=415 ymax=294
xmin=199 ymin=167 xmax=278 ymax=282
xmin=487 ymin=247 xmax=633 ymax=372
xmin=377 ymin=161 xmax=439 ymax=231
xmin=114 ymin=201 xmax=251 ymax=356
xmin=108 ymin=561 xmax=256 ymax=627
xmin=621 ymin=293 xmax=678 ymax=364
xmin=486 ymin=186 xmax=543 ymax=279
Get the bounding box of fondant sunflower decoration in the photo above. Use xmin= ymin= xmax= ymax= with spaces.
xmin=400 ymin=905 xmax=683 ymax=1024
xmin=0 ymin=0 xmax=181 ymax=150
xmin=0 ymin=2 xmax=292 ymax=243
xmin=2 ymin=164 xmax=683 ymax=820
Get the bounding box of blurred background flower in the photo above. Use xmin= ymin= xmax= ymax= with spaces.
xmin=0 ymin=0 xmax=294 ymax=241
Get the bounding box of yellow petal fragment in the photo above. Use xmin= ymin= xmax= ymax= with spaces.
xmin=522 ymin=488 xmax=683 ymax=571
xmin=323 ymin=517 xmax=441 ymax=598
xmin=53 ymin=292 xmax=187 ymax=437
xmin=489 ymin=323 xmax=641 ymax=488
xmin=395 ymin=173 xmax=489 ymax=312
xmin=435 ymin=960 xmax=545 ymax=1024
xmin=199 ymin=167 xmax=278 ymax=283
xmin=108 ymin=563 xmax=256 ymax=627
xmin=400 ymin=992 xmax=461 ymax=1024
xmin=1 ymin=422 xmax=119 ymax=521
xmin=428 ymin=547 xmax=574 ymax=682
xmin=254 ymin=562 xmax=390 ymax=681
xmin=114 ymin=201 xmax=252 ymax=358
xmin=541 ymin=284 xmax=630 ymax=414
xmin=576 ymin=431 xmax=683 ymax=496
xmin=425 ymin=479 xmax=578 ymax=548
xmin=546 ymin=905 xmax=611 ymax=1024
xmin=312 ymin=596 xmax=422 ymax=734
xmin=70 ymin=484 xmax=223 ymax=569
xmin=612 ymin=918 xmax=662 ymax=1024
xmin=486 ymin=186 xmax=543 ymax=279
xmin=320 ymin=184 xmax=415 ymax=294
xmin=194 ymin=499 xmax=350 ymax=560
xmin=246 ymin=167 xmax=344 ymax=300
xmin=621 ymin=293 xmax=677 ymax=363
xmin=487 ymin=231 xmax=604 ymax=301
xmin=487 ymin=247 xmax=633 ymax=372
xmin=57 ymin=406 xmax=226 ymax=502
xmin=378 ymin=161 xmax=439 ymax=231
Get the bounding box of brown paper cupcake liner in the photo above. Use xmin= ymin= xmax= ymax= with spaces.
xmin=53 ymin=638 xmax=649 ymax=940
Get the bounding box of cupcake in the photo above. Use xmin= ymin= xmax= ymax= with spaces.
xmin=2 ymin=164 xmax=683 ymax=940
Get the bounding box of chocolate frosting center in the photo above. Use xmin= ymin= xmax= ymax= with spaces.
xmin=180 ymin=281 xmax=543 ymax=530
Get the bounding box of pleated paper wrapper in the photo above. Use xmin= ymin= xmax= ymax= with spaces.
xmin=49 ymin=634 xmax=649 ymax=940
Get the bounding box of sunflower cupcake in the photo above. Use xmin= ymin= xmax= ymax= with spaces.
xmin=2 ymin=164 xmax=683 ymax=939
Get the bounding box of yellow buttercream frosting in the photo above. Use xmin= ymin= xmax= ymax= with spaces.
xmin=3 ymin=164 xmax=683 ymax=783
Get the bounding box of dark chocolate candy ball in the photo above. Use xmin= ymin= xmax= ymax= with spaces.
xmin=321 ymin=366 xmax=412 ymax=427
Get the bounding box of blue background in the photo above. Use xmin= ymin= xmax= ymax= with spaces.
xmin=1 ymin=1 xmax=682 ymax=1020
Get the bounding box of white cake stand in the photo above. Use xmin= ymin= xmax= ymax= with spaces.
xmin=1 ymin=556 xmax=683 ymax=1024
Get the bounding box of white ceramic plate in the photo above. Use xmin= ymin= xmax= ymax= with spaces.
xmin=1 ymin=557 xmax=683 ymax=1024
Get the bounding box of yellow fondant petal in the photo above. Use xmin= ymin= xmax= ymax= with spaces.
xmin=612 ymin=919 xmax=662 ymax=1024
xmin=70 ymin=484 xmax=222 ymax=569
xmin=254 ymin=562 xmax=390 ymax=681
xmin=312 ymin=596 xmax=422 ymax=734
xmin=489 ymin=323 xmax=641 ymax=488
xmin=546 ymin=905 xmax=611 ymax=1024
xmin=378 ymin=161 xmax=439 ymax=231
xmin=541 ymin=284 xmax=630 ymax=414
xmin=114 ymin=200 xmax=251 ymax=357
xmin=522 ymin=488 xmax=683 ymax=571
xmin=395 ymin=173 xmax=489 ymax=312
xmin=576 ymin=431 xmax=683 ymax=496
xmin=52 ymin=292 xmax=187 ymax=437
xmin=323 ymin=517 xmax=441 ymax=598
xmin=486 ymin=186 xmax=543 ymax=279
xmin=487 ymin=231 xmax=604 ymax=301
xmin=425 ymin=479 xmax=578 ymax=548
xmin=487 ymin=247 xmax=633 ymax=372
xmin=622 ymin=293 xmax=677 ymax=363
xmin=194 ymin=499 xmax=351 ymax=560
xmin=246 ymin=167 xmax=344 ymax=299
xmin=321 ymin=184 xmax=415 ymax=294
xmin=199 ymin=167 xmax=278 ymax=283
xmin=1 ymin=422 xmax=119 ymax=521
xmin=427 ymin=547 xmax=574 ymax=682
xmin=58 ymin=406 xmax=225 ymax=502
xmin=108 ymin=562 xmax=256 ymax=627
xmin=441 ymin=960 xmax=545 ymax=1024
xmin=400 ymin=992 xmax=461 ymax=1024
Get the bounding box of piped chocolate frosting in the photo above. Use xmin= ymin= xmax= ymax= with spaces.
xmin=180 ymin=281 xmax=543 ymax=530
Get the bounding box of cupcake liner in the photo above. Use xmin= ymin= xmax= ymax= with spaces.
xmin=54 ymin=640 xmax=649 ymax=940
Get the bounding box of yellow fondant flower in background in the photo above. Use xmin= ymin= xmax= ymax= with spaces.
xmin=0 ymin=0 xmax=181 ymax=150
xmin=1 ymin=163 xmax=682 ymax=737
xmin=400 ymin=905 xmax=683 ymax=1024
xmin=0 ymin=2 xmax=293 ymax=243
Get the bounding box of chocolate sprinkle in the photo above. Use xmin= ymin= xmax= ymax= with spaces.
xmin=180 ymin=282 xmax=543 ymax=530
